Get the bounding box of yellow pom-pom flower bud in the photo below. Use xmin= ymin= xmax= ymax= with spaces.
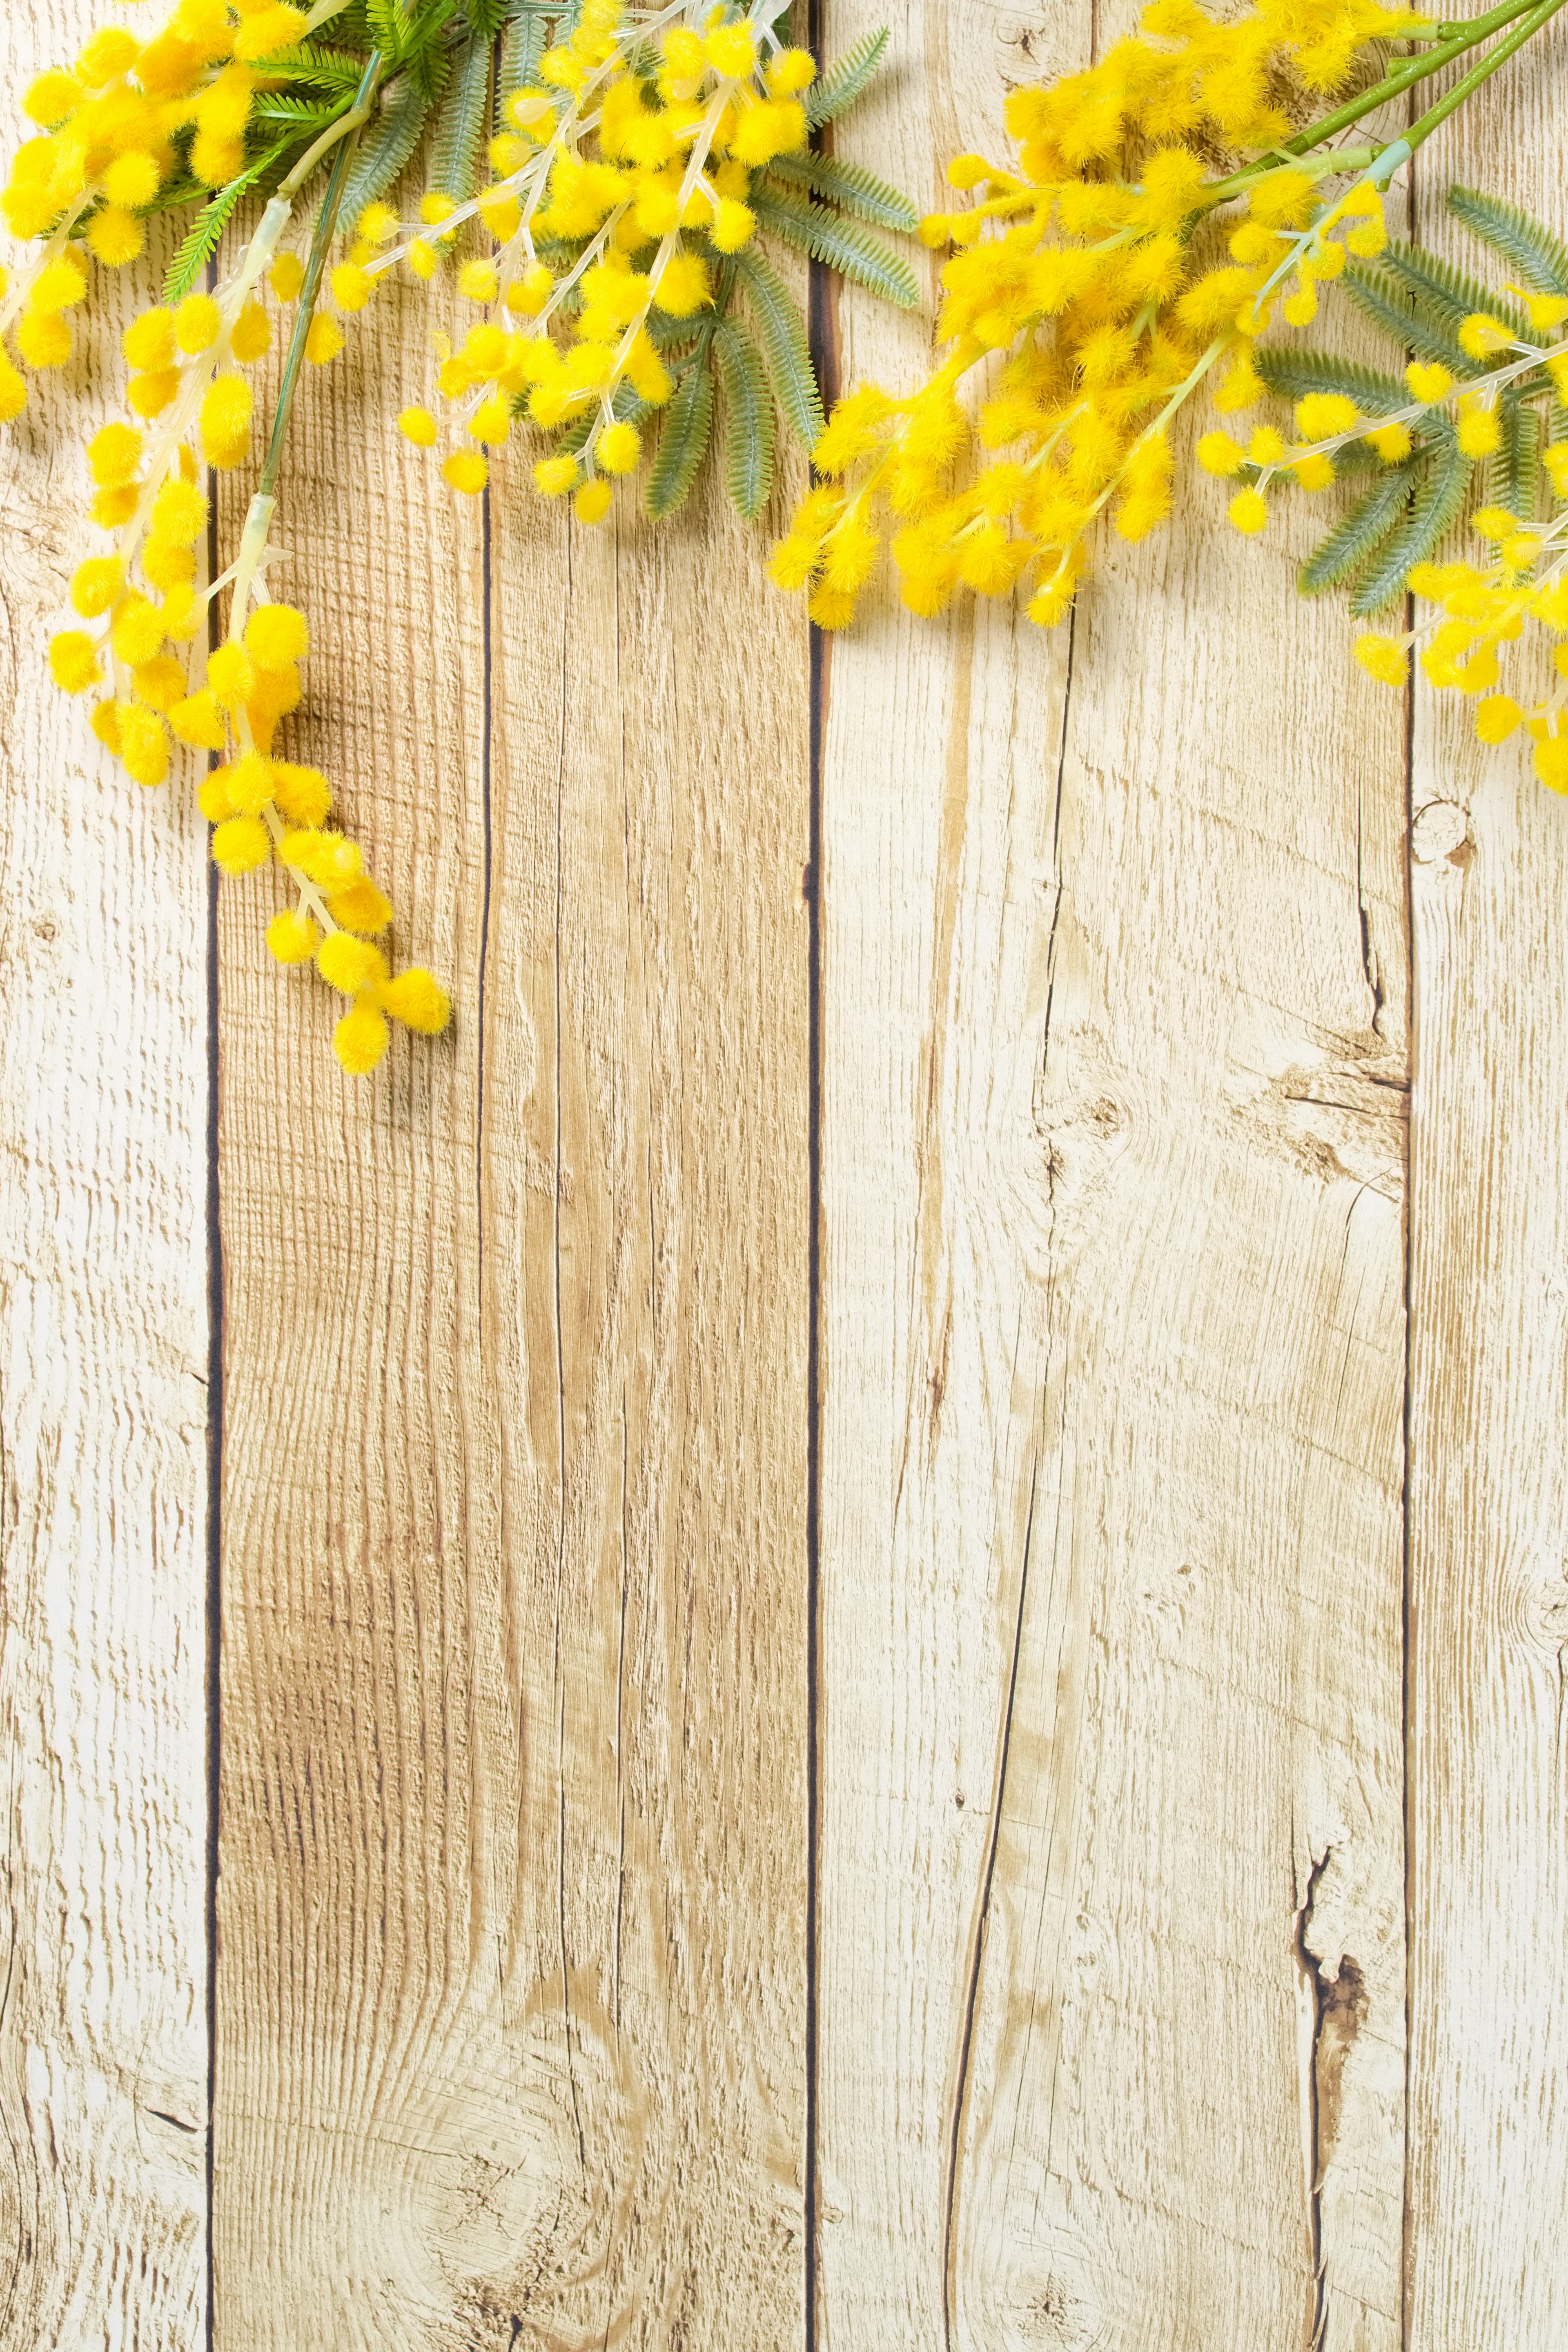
xmin=24 ymin=71 xmax=79 ymax=128
xmin=110 ymin=595 xmax=168 ymax=669
xmin=49 ymin=631 xmax=102 ymax=695
xmin=381 ymin=969 xmax=451 ymax=1033
xmin=104 ymin=152 xmax=161 ymax=211
xmin=127 ymin=368 xmax=181 ymax=419
xmin=1534 ymin=735 xmax=1568 ymax=793
xmin=333 ymin=1000 xmax=390 ymax=1074
xmin=1354 ymin=633 xmax=1410 ymax=687
xmin=327 ymin=877 xmax=393 ymax=934
xmin=1294 ymin=392 xmax=1358 ymax=441
xmin=224 ymin=750 xmax=276 ymax=815
xmin=711 ymin=198 xmax=755 ymax=253
xmin=0 ymin=354 xmax=27 ymax=424
xmin=87 ymin=208 xmax=146 ymax=267
xmin=17 ymin=312 xmax=72 ymax=368
xmin=151 ymin=475 xmax=208 ymax=547
xmin=458 ymin=258 xmax=499 ymax=304
xmin=442 ymin=450 xmax=488 ymax=494
xmin=316 ymin=932 xmax=389 ymax=995
xmin=596 ymin=421 xmax=641 ymax=474
xmin=1459 ymin=312 xmax=1513 ymax=360
xmin=1457 ymin=403 xmax=1501 ymax=457
xmin=230 ymin=300 xmax=271 ymax=362
xmin=118 ymin=705 xmax=171 ymax=788
xmin=533 ymin=454 xmax=580 ymax=497
xmin=271 ymin=252 xmax=305 ymax=302
xmin=1228 ymin=487 xmax=1268 ymax=535
xmin=1196 ymin=430 xmax=1244 ymax=477
xmin=169 ymin=690 xmax=229 ymax=750
xmin=132 ymin=657 xmax=188 ymax=716
xmin=267 ymin=908 xmax=320 ymax=965
xmin=399 ymin=405 xmax=439 ymax=447
xmin=767 ymin=48 xmax=817 ymax=96
xmin=124 ymin=307 xmax=176 ymax=371
xmin=304 ymin=316 xmax=344 ymax=366
xmin=207 ymin=641 xmax=255 ymax=708
xmin=1294 ymin=453 xmax=1336 ymax=491
xmin=1405 ymin=361 xmax=1454 ymax=405
xmin=704 ymin=22 xmax=757 ymax=76
xmin=653 ymin=250 xmax=711 ymax=316
xmin=471 ymin=395 xmax=512 ymax=445
xmin=88 ymin=422 xmax=144 ymax=487
xmin=174 ymin=292 xmax=222 ymax=353
xmin=71 ymin=556 xmax=125 ymax=618
xmin=574 ymin=479 xmax=613 ymax=524
xmin=212 ymin=816 xmax=272 ymax=874
xmin=1475 ymin=695 xmax=1522 ymax=745
xmin=244 ymin=603 xmax=309 ymax=667
xmin=271 ymin=763 xmax=332 ymax=826
xmin=1246 ymin=426 xmax=1286 ymax=466
xmin=331 ymin=261 xmax=374 ymax=312
xmin=200 ymin=376 xmax=253 ymax=467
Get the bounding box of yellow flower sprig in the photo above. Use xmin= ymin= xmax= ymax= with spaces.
xmin=328 ymin=0 xmax=826 ymax=520
xmin=768 ymin=0 xmax=1568 ymax=637
xmin=41 ymin=44 xmax=451 ymax=1074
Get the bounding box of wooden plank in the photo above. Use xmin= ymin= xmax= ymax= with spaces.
xmin=0 ymin=5 xmax=211 ymax=2343
xmin=1407 ymin=26 xmax=1568 ymax=2346
xmin=211 ymin=229 xmax=813 ymax=2344
xmin=814 ymin=3 xmax=1410 ymax=2341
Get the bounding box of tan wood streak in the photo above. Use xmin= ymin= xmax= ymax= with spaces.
xmin=1408 ymin=25 xmax=1568 ymax=2346
xmin=0 ymin=6 xmax=210 ymax=2345
xmin=817 ymin=4 xmax=1409 ymax=2344
xmin=212 ymin=176 xmax=812 ymax=2345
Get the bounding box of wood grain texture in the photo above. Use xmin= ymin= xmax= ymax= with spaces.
xmin=1407 ymin=24 xmax=1568 ymax=2346
xmin=815 ymin=4 xmax=1409 ymax=2344
xmin=210 ymin=215 xmax=812 ymax=2344
xmin=0 ymin=6 xmax=211 ymax=2345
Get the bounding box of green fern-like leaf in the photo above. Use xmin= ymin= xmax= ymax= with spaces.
xmin=340 ymin=67 xmax=442 ymax=218
xmin=765 ymin=151 xmax=916 ymax=232
xmin=1447 ymin=183 xmax=1568 ymax=298
xmin=804 ymin=28 xmax=889 ymax=130
xmin=1343 ymin=259 xmax=1483 ymax=376
xmin=497 ymin=3 xmax=548 ymax=115
xmin=251 ymin=93 xmax=340 ymax=127
xmin=713 ymin=317 xmax=775 ymax=519
xmin=427 ymin=31 xmax=490 ymax=200
xmin=249 ymin=40 xmax=367 ymax=86
xmin=1254 ymin=347 xmax=1408 ymax=415
xmin=732 ymin=248 xmax=824 ymax=448
xmin=1298 ymin=463 xmax=1416 ymax=595
xmin=1488 ymin=391 xmax=1541 ymax=519
xmin=1377 ymin=236 xmax=1523 ymax=336
xmin=646 ymin=353 xmax=715 ymax=518
xmin=1351 ymin=426 xmax=1472 ymax=615
xmin=465 ymin=0 xmax=511 ymax=35
xmin=750 ymin=188 xmax=918 ymax=308
xmin=163 ymin=144 xmax=289 ymax=302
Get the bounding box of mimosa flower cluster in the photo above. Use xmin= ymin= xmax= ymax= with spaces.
xmin=768 ymin=0 xmax=1420 ymax=630
xmin=4 ymin=0 xmax=910 ymax=1073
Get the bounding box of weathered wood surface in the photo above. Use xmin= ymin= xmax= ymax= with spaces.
xmin=816 ymin=4 xmax=1407 ymax=2346
xmin=1408 ymin=29 xmax=1568 ymax=2350
xmin=210 ymin=212 xmax=812 ymax=2351
xmin=0 ymin=3 xmax=211 ymax=2345
xmin=2 ymin=2 xmax=1567 ymax=2348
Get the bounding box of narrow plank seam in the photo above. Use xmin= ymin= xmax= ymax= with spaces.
xmin=804 ymin=0 xmax=836 ymax=2332
xmin=202 ymin=389 xmax=223 ymax=2352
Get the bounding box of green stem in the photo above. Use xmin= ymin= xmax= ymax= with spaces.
xmin=1404 ymin=0 xmax=1543 ymax=39
xmin=259 ymin=50 xmax=381 ymax=501
xmin=1404 ymin=0 xmax=1568 ymax=149
xmin=1276 ymin=0 xmax=1559 ymax=158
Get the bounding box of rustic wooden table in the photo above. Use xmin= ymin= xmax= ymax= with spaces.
xmin=2 ymin=2 xmax=1565 ymax=2346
